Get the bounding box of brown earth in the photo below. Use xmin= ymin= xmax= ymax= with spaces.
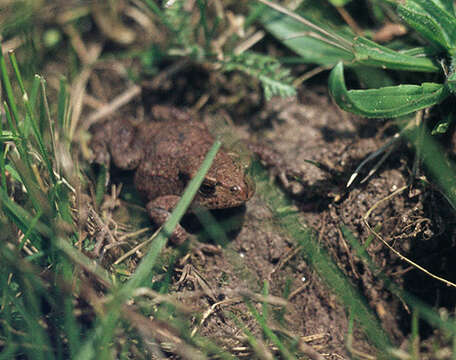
xmin=71 ymin=62 xmax=456 ymax=358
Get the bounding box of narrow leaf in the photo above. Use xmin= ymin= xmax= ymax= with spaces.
xmin=353 ymin=37 xmax=439 ymax=73
xmin=258 ymin=4 xmax=354 ymax=66
xmin=389 ymin=0 xmax=456 ymax=52
xmin=399 ymin=6 xmax=449 ymax=49
xmin=432 ymin=0 xmax=455 ymax=14
xmin=329 ymin=62 xmax=449 ymax=118
xmin=414 ymin=0 xmax=456 ymax=46
xmin=0 ymin=44 xmax=19 ymax=128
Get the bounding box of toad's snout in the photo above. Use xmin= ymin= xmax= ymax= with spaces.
xmin=231 ymin=174 xmax=255 ymax=205
xmin=242 ymin=174 xmax=255 ymax=201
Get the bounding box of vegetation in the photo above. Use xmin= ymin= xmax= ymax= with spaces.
xmin=2 ymin=0 xmax=456 ymax=359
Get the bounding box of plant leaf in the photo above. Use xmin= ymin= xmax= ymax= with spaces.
xmin=328 ymin=0 xmax=352 ymax=6
xmin=257 ymin=4 xmax=355 ymax=66
xmin=412 ymin=0 xmax=456 ymax=45
xmin=431 ymin=111 xmax=453 ymax=134
xmin=432 ymin=0 xmax=455 ymax=14
xmin=329 ymin=62 xmax=449 ymax=118
xmin=353 ymin=37 xmax=440 ymax=72
xmin=352 ymin=65 xmax=395 ymax=88
xmin=257 ymin=3 xmax=439 ymax=72
xmin=223 ymin=52 xmax=296 ymax=99
xmin=388 ymin=0 xmax=456 ymax=53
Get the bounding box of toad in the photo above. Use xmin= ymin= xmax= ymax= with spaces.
xmin=91 ymin=106 xmax=255 ymax=244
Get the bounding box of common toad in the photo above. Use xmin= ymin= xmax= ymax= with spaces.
xmin=91 ymin=106 xmax=255 ymax=244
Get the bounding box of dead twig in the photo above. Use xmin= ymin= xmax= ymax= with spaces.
xmin=83 ymin=84 xmax=142 ymax=130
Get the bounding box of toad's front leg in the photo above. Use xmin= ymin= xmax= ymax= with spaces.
xmin=147 ymin=195 xmax=221 ymax=259
xmin=147 ymin=195 xmax=189 ymax=244
xmin=110 ymin=118 xmax=143 ymax=170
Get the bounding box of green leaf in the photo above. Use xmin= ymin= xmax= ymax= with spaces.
xmin=0 ymin=130 xmax=19 ymax=142
xmin=431 ymin=0 xmax=455 ymax=14
xmin=413 ymin=0 xmax=456 ymax=46
xmin=447 ymin=73 xmax=456 ymax=93
xmin=257 ymin=3 xmax=439 ymax=72
xmin=223 ymin=52 xmax=296 ymax=100
xmin=0 ymin=43 xmax=20 ymax=129
xmin=391 ymin=0 xmax=456 ymax=52
xmin=0 ymin=187 xmax=52 ymax=240
xmin=328 ymin=0 xmax=352 ymax=6
xmin=329 ymin=62 xmax=449 ymax=118
xmin=5 ymin=164 xmax=21 ymax=183
xmin=400 ymin=46 xmax=439 ymax=57
xmin=432 ymin=0 xmax=455 ymax=14
xmin=431 ymin=112 xmax=453 ymax=134
xmin=351 ymin=66 xmax=395 ymax=88
xmin=258 ymin=5 xmax=354 ymax=66
xmin=397 ymin=6 xmax=448 ymax=49
xmin=431 ymin=120 xmax=450 ymax=134
xmin=353 ymin=37 xmax=439 ymax=72
xmin=260 ymin=74 xmax=296 ymax=100
xmin=446 ymin=54 xmax=456 ymax=93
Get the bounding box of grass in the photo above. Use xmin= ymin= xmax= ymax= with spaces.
xmin=2 ymin=0 xmax=456 ymax=359
xmin=0 ymin=40 xmax=226 ymax=358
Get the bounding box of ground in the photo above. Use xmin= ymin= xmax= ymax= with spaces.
xmin=4 ymin=2 xmax=456 ymax=358
xmin=75 ymin=58 xmax=456 ymax=358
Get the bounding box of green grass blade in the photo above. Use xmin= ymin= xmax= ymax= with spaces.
xmin=246 ymin=300 xmax=296 ymax=360
xmin=38 ymin=76 xmax=58 ymax=173
xmin=29 ymin=74 xmax=41 ymax=109
xmin=231 ymin=314 xmax=274 ymax=359
xmin=57 ymin=77 xmax=68 ymax=132
xmin=0 ymin=187 xmax=52 ymax=239
xmin=18 ymin=209 xmax=43 ymax=250
xmin=0 ymin=130 xmax=19 ymax=142
xmin=2 ymin=103 xmax=36 ymax=187
xmin=8 ymin=52 xmax=26 ymax=95
xmin=406 ymin=123 xmax=456 ymax=208
xmin=8 ymin=52 xmax=56 ymax=185
xmin=2 ymin=102 xmax=17 ymax=136
xmin=0 ymin=144 xmax=6 ymax=190
xmin=54 ymin=238 xmax=112 ymax=286
xmin=0 ymin=44 xmax=20 ymax=129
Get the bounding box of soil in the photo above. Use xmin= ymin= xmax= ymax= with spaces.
xmin=74 ymin=63 xmax=456 ymax=358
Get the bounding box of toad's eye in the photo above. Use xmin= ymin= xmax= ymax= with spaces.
xmin=230 ymin=185 xmax=241 ymax=194
xmin=199 ymin=179 xmax=217 ymax=197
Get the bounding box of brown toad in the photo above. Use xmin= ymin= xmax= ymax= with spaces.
xmin=91 ymin=106 xmax=255 ymax=244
